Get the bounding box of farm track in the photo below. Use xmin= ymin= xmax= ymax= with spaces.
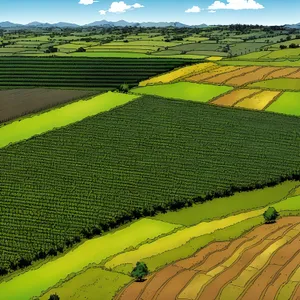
xmin=117 ymin=217 xmax=300 ymax=300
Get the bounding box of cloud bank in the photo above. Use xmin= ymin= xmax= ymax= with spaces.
xmin=99 ymin=1 xmax=144 ymax=15
xmin=208 ymin=0 xmax=264 ymax=10
xmin=185 ymin=6 xmax=201 ymax=13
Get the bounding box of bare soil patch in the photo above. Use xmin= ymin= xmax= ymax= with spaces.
xmin=0 ymin=88 xmax=99 ymax=123
xmin=225 ymin=67 xmax=281 ymax=86
xmin=204 ymin=66 xmax=261 ymax=84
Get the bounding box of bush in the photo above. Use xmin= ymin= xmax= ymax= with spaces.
xmin=118 ymin=83 xmax=129 ymax=93
xmin=76 ymin=47 xmax=86 ymax=52
xmin=263 ymin=207 xmax=279 ymax=224
xmin=49 ymin=294 xmax=60 ymax=300
xmin=131 ymin=261 xmax=149 ymax=281
xmin=280 ymin=45 xmax=287 ymax=49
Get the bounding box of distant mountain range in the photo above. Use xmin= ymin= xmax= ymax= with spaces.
xmin=284 ymin=23 xmax=300 ymax=29
xmin=0 ymin=20 xmax=208 ymax=28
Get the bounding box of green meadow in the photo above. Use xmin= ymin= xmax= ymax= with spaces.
xmin=248 ymin=78 xmax=300 ymax=91
xmin=131 ymin=82 xmax=233 ymax=102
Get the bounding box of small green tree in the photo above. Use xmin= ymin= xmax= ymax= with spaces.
xmin=263 ymin=207 xmax=279 ymax=224
xmin=118 ymin=83 xmax=129 ymax=93
xmin=49 ymin=294 xmax=60 ymax=300
xmin=131 ymin=262 xmax=149 ymax=282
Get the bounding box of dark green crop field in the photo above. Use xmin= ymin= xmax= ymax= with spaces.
xmin=0 ymin=95 xmax=299 ymax=269
xmin=0 ymin=57 xmax=201 ymax=89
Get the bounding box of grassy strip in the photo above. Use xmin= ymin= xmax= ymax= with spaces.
xmin=37 ymin=267 xmax=132 ymax=300
xmin=218 ymin=60 xmax=300 ymax=67
xmin=151 ymin=181 xmax=299 ymax=226
xmin=0 ymin=91 xmax=139 ymax=148
xmin=248 ymin=78 xmax=300 ymax=91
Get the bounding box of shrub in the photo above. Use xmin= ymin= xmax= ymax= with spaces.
xmin=49 ymin=294 xmax=60 ymax=300
xmin=263 ymin=207 xmax=279 ymax=224
xmin=131 ymin=262 xmax=149 ymax=281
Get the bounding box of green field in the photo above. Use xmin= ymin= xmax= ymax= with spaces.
xmin=0 ymin=218 xmax=179 ymax=300
xmin=0 ymin=95 xmax=299 ymax=271
xmin=248 ymin=78 xmax=300 ymax=91
xmin=0 ymin=91 xmax=139 ymax=148
xmin=265 ymin=92 xmax=300 ymax=116
xmin=0 ymin=57 xmax=202 ymax=88
xmin=131 ymin=82 xmax=233 ymax=102
xmin=40 ymin=267 xmax=131 ymax=300
xmin=152 ymin=181 xmax=299 ymax=226
xmin=219 ymin=60 xmax=300 ymax=67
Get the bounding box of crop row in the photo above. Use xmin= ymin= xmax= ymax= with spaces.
xmin=0 ymin=95 xmax=299 ymax=269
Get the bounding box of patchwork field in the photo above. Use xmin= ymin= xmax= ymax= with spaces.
xmin=0 ymin=57 xmax=201 ymax=88
xmin=0 ymin=94 xmax=299 ymax=275
xmin=211 ymin=89 xmax=261 ymax=107
xmin=0 ymin=88 xmax=100 ymax=124
xmin=139 ymin=62 xmax=215 ymax=86
xmin=21 ymin=182 xmax=300 ymax=300
xmin=234 ymin=90 xmax=281 ymax=110
xmin=132 ymin=82 xmax=233 ymax=102
xmin=117 ymin=216 xmax=300 ymax=300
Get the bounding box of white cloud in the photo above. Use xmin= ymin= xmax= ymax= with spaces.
xmin=132 ymin=3 xmax=144 ymax=8
xmin=185 ymin=6 xmax=201 ymax=13
xmin=99 ymin=1 xmax=144 ymax=14
xmin=208 ymin=0 xmax=264 ymax=10
xmin=79 ymin=0 xmax=98 ymax=5
xmin=208 ymin=10 xmax=216 ymax=13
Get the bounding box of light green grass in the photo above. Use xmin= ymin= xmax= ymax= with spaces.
xmin=0 ymin=218 xmax=180 ymax=300
xmin=131 ymin=82 xmax=233 ymax=102
xmin=39 ymin=267 xmax=131 ymax=300
xmin=265 ymin=92 xmax=300 ymax=116
xmin=152 ymin=181 xmax=299 ymax=226
xmin=0 ymin=92 xmax=139 ymax=148
xmin=105 ymin=209 xmax=265 ymax=270
xmin=248 ymin=78 xmax=300 ymax=91
xmin=234 ymin=51 xmax=272 ymax=60
xmin=274 ymin=195 xmax=300 ymax=211
xmin=218 ymin=60 xmax=300 ymax=67
xmin=263 ymin=48 xmax=300 ymax=59
xmin=113 ymin=215 xmax=265 ymax=274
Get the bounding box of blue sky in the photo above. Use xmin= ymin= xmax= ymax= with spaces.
xmin=0 ymin=0 xmax=299 ymax=26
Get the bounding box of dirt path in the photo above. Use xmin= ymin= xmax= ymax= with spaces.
xmin=115 ymin=217 xmax=300 ymax=300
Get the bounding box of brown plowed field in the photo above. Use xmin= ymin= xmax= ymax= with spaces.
xmin=211 ymin=89 xmax=261 ymax=107
xmin=224 ymin=67 xmax=281 ymax=86
xmin=116 ymin=217 xmax=300 ymax=300
xmin=264 ymin=67 xmax=299 ymax=79
xmin=185 ymin=66 xmax=240 ymax=82
xmin=204 ymin=66 xmax=261 ymax=84
xmin=0 ymin=88 xmax=98 ymax=124
xmin=286 ymin=70 xmax=300 ymax=78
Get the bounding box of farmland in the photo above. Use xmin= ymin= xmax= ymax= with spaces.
xmin=0 ymin=91 xmax=139 ymax=148
xmin=1 ymin=182 xmax=299 ymax=300
xmin=0 ymin=95 xmax=299 ymax=273
xmin=0 ymin=57 xmax=201 ymax=89
xmin=0 ymin=88 xmax=100 ymax=123
xmin=1 ymin=24 xmax=300 ymax=300
xmin=132 ymin=82 xmax=233 ymax=102
xmin=117 ymin=216 xmax=300 ymax=300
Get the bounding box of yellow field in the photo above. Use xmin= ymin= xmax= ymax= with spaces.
xmin=234 ymin=91 xmax=281 ymax=110
xmin=211 ymin=89 xmax=261 ymax=107
xmin=220 ymin=225 xmax=300 ymax=299
xmin=139 ymin=62 xmax=216 ymax=86
xmin=105 ymin=209 xmax=265 ymax=269
xmin=206 ymin=56 xmax=223 ymax=61
xmin=185 ymin=65 xmax=240 ymax=82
